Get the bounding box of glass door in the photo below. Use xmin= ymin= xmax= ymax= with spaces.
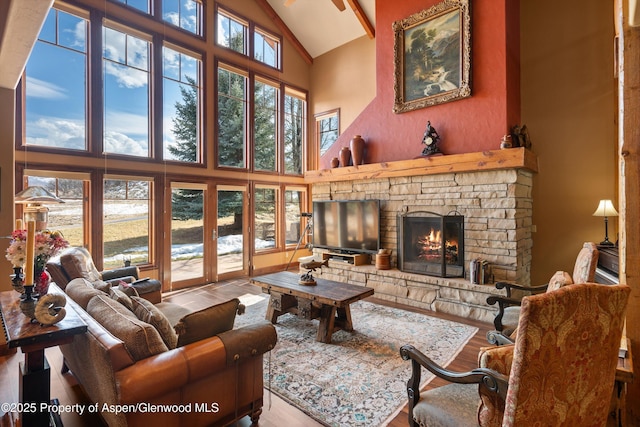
xmin=216 ymin=185 xmax=248 ymax=279
xmin=169 ymin=183 xmax=206 ymax=290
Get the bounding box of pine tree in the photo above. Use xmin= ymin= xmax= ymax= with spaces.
xmin=170 ymin=76 xmax=203 ymax=220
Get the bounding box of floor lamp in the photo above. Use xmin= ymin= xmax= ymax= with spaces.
xmin=593 ymin=199 xmax=618 ymax=246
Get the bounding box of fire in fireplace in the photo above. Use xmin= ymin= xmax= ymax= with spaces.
xmin=397 ymin=211 xmax=464 ymax=277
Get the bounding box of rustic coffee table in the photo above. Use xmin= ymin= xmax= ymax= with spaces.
xmin=250 ymin=271 xmax=374 ymax=343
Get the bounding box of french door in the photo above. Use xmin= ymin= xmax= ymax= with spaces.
xmin=216 ymin=185 xmax=249 ymax=279
xmin=167 ymin=182 xmax=249 ymax=289
xmin=169 ymin=183 xmax=207 ymax=290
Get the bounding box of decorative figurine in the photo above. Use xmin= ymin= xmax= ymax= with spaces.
xmin=421 ymin=121 xmax=441 ymax=156
xmin=298 ymin=258 xmax=328 ymax=286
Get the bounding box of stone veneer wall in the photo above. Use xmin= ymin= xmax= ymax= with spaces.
xmin=309 ymin=168 xmax=534 ymax=323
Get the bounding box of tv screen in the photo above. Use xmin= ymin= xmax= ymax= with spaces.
xmin=312 ymin=200 xmax=380 ymax=254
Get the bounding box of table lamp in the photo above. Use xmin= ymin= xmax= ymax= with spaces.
xmin=592 ymin=199 xmax=618 ymax=246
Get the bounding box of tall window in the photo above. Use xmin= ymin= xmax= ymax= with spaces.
xmin=103 ymin=25 xmax=151 ymax=157
xmin=111 ymin=0 xmax=150 ymax=14
xmin=216 ymin=9 xmax=247 ymax=55
xmin=217 ymin=65 xmax=247 ymax=168
xmin=255 ymin=186 xmax=277 ymax=250
xmin=25 ymin=7 xmax=87 ymax=150
xmin=284 ymin=188 xmax=305 ymax=246
xmin=163 ymin=45 xmax=201 ymax=162
xmin=103 ymin=178 xmax=152 ymax=268
xmin=162 ymin=0 xmax=202 ymax=35
xmin=316 ymin=109 xmax=340 ymax=156
xmin=254 ymin=79 xmax=279 ymax=171
xmin=254 ymin=27 xmax=281 ymax=69
xmin=284 ymin=89 xmax=306 ymax=175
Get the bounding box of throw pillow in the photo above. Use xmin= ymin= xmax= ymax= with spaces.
xmin=174 ymin=298 xmax=241 ymax=347
xmin=65 ymin=278 xmax=107 ymax=310
xmin=87 ymin=294 xmax=168 ymax=361
xmin=117 ymin=281 xmax=140 ymax=298
xmin=92 ymin=280 xmax=112 ymax=294
xmin=130 ymin=296 xmax=178 ymax=349
xmin=109 ymin=287 xmax=134 ymax=312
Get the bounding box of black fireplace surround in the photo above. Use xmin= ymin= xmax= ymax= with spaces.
xmin=397 ymin=211 xmax=464 ymax=277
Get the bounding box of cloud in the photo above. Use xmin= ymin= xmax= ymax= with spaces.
xmin=104 ymin=111 xmax=149 ymax=156
xmin=26 ymin=77 xmax=68 ymax=100
xmin=26 ymin=117 xmax=85 ymax=149
xmin=104 ymin=61 xmax=148 ymax=89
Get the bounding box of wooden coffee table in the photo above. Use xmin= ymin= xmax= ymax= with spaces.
xmin=250 ymin=271 xmax=374 ymax=343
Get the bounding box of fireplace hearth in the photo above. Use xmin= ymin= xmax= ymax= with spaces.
xmin=397 ymin=211 xmax=464 ymax=277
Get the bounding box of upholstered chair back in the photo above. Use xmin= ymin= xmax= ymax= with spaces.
xmin=503 ymin=283 xmax=629 ymax=426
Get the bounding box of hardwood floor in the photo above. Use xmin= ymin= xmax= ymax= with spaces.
xmin=0 ymin=278 xmax=491 ymax=427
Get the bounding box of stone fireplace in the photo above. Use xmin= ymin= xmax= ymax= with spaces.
xmin=305 ymin=148 xmax=537 ymax=322
xmin=397 ymin=211 xmax=465 ymax=277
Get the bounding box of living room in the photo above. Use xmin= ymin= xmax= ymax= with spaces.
xmin=0 ymin=0 xmax=639 ymax=425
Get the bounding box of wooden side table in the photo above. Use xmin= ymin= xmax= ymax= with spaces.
xmin=0 ymin=284 xmax=87 ymax=427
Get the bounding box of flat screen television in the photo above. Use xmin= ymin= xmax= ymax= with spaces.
xmin=312 ymin=200 xmax=380 ymax=254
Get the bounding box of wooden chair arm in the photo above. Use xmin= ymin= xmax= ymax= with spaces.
xmin=486 ymin=330 xmax=516 ymax=346
xmin=494 ymin=281 xmax=548 ymax=298
xmin=486 ymin=295 xmax=523 ymax=331
xmin=399 ymin=344 xmax=509 ymax=403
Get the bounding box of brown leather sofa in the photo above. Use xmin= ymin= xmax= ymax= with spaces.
xmin=57 ymin=278 xmax=277 ymax=427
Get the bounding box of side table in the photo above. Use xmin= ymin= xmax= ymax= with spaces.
xmin=0 ymin=283 xmax=87 ymax=427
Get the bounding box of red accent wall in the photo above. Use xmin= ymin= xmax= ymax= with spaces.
xmin=321 ymin=0 xmax=520 ymax=169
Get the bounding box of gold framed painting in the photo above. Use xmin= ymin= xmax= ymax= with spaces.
xmin=393 ymin=0 xmax=471 ymax=114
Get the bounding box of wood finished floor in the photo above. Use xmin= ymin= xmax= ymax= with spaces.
xmin=0 ymin=278 xmax=491 ymax=427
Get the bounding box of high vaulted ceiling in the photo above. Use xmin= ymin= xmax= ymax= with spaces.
xmin=264 ymin=0 xmax=376 ymax=59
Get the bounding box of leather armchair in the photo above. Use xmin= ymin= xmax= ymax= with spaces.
xmin=400 ymin=282 xmax=630 ymax=427
xmin=485 ymin=242 xmax=598 ymax=343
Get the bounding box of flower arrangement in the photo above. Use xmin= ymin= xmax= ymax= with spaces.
xmin=6 ymin=228 xmax=69 ymax=270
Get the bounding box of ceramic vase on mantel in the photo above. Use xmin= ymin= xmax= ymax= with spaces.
xmin=339 ymin=146 xmax=352 ymax=167
xmin=350 ymin=135 xmax=365 ymax=166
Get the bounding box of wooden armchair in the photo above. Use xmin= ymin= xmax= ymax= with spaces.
xmin=485 ymin=242 xmax=599 ymax=344
xmin=400 ymin=282 xmax=630 ymax=427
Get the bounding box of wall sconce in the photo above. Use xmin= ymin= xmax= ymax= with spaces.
xmin=15 ymin=186 xmax=65 ymax=231
xmin=592 ymin=199 xmax=618 ymax=246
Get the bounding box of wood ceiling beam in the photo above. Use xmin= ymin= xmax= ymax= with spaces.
xmin=346 ymin=0 xmax=375 ymax=39
xmin=254 ymin=0 xmax=313 ymax=65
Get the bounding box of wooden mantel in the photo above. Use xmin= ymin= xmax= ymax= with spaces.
xmin=305 ymin=148 xmax=538 ymax=183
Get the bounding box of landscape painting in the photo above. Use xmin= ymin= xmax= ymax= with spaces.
xmin=393 ymin=0 xmax=471 ymax=113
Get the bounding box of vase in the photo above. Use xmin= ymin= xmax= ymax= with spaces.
xmin=11 ymin=266 xmax=25 ymax=294
xmin=339 ymin=146 xmax=351 ymax=167
xmin=34 ymin=269 xmax=51 ymax=296
xmin=331 ymin=157 xmax=340 ymax=168
xmin=350 ymin=135 xmax=365 ymax=165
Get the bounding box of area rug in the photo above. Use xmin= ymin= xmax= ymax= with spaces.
xmin=234 ymin=294 xmax=479 ymax=427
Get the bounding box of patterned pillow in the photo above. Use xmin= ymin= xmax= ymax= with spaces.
xmin=130 ymin=296 xmax=178 ymax=349
xmin=65 ymin=278 xmax=107 ymax=310
xmin=87 ymin=294 xmax=168 ymax=361
xmin=109 ymin=287 xmax=134 ymax=311
xmin=174 ymin=298 xmax=241 ymax=347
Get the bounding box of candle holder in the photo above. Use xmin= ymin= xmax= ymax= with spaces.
xmin=20 ymin=284 xmax=37 ymax=321
xmin=11 ymin=266 xmax=25 ymax=294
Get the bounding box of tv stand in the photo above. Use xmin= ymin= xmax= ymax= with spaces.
xmin=322 ymin=252 xmax=370 ymax=266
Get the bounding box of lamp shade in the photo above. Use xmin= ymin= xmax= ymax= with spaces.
xmin=592 ymin=199 xmax=618 ymax=217
xmin=14 ymin=186 xmax=64 ymax=204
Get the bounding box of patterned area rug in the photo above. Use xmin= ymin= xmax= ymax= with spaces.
xmin=234 ymin=294 xmax=478 ymax=427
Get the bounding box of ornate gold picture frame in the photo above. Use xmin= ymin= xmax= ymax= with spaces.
xmin=393 ymin=0 xmax=471 ymax=114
